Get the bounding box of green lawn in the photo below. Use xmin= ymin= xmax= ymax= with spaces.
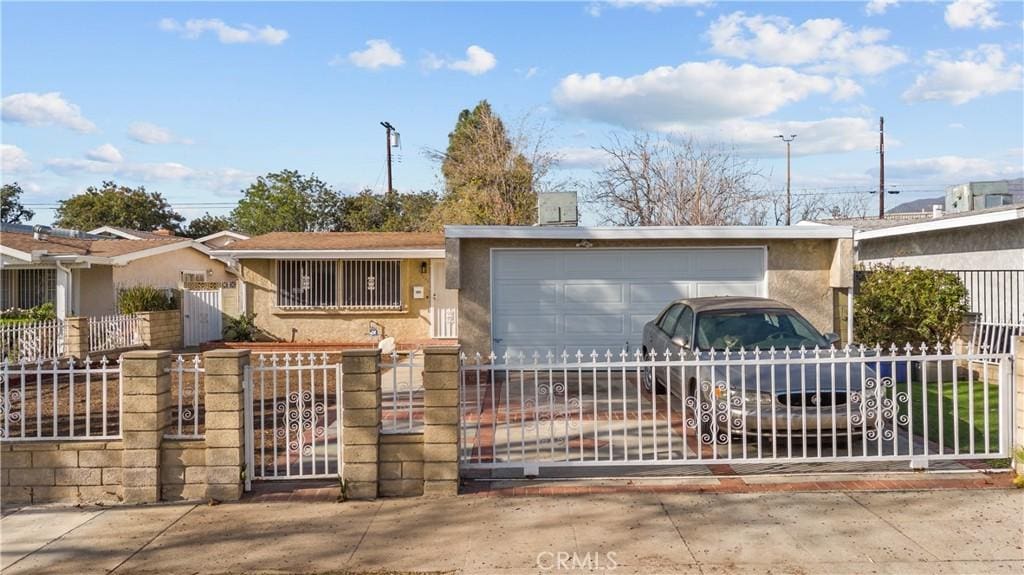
xmin=894 ymin=379 xmax=1001 ymax=454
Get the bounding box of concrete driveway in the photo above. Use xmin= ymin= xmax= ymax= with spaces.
xmin=2 ymin=488 xmax=1022 ymax=574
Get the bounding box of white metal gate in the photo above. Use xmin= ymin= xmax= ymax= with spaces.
xmin=243 ymin=353 xmax=342 ymax=489
xmin=183 ymin=289 xmax=222 ymax=347
xmin=459 ymin=344 xmax=1015 ymax=475
xmin=431 ymin=260 xmax=458 ymax=339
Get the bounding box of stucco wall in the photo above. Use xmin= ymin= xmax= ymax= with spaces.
xmin=453 ymin=238 xmax=843 ymax=357
xmin=77 ymin=265 xmax=116 ymax=316
xmin=240 ymin=258 xmax=436 ymax=343
xmin=857 ymin=220 xmax=1024 ymax=270
xmin=112 ymin=247 xmax=233 ymax=290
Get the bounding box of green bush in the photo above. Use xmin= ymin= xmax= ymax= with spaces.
xmin=223 ymin=313 xmax=259 ymax=342
xmin=854 ymin=265 xmax=968 ymax=348
xmin=117 ymin=285 xmax=177 ymax=314
xmin=0 ymin=303 xmax=57 ymax=323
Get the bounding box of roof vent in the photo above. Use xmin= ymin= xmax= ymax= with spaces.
xmin=153 ymin=229 xmax=175 ymax=237
xmin=32 ymin=225 xmax=52 ymax=241
xmin=537 ymin=192 xmax=579 ymax=227
xmin=931 ymin=205 xmax=944 ymax=219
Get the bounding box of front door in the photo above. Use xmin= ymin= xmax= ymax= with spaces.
xmin=430 ymin=260 xmax=458 ymax=339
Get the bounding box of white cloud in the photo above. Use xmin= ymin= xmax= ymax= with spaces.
xmin=0 ymin=92 xmax=97 ymax=133
xmin=876 ymin=155 xmax=1022 ymax=182
xmin=421 ymin=45 xmax=497 ymax=75
xmin=84 ymin=144 xmax=123 ymax=163
xmin=553 ymin=60 xmax=836 ymax=128
xmin=865 ymin=0 xmax=898 ymax=16
xmin=345 ymin=39 xmax=404 ymax=69
xmin=706 ymin=12 xmax=907 ymax=76
xmin=554 ymin=148 xmax=614 ymax=169
xmin=945 ymin=0 xmax=1003 ymax=30
xmin=1 ymin=145 xmax=32 ymax=173
xmin=902 ymin=45 xmax=1022 ymax=105
xmin=948 ymin=122 xmax=966 ymax=129
xmin=159 ymin=18 xmax=288 ymax=45
xmin=587 ymin=1 xmax=711 ymax=17
xmin=127 ymin=121 xmax=191 ymax=145
xmin=670 ymin=117 xmax=881 ymax=157
xmin=831 ymin=77 xmax=864 ymax=101
xmin=45 ymin=153 xmax=251 ymax=190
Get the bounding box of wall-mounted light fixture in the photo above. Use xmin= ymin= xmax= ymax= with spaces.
xmin=420 ymin=261 xmax=428 ymax=274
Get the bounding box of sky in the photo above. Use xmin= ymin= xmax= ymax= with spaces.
xmin=2 ymin=0 xmax=1023 ymax=226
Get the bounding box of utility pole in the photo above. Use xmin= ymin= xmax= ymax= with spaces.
xmin=380 ymin=121 xmax=398 ymax=193
xmin=776 ymin=134 xmax=797 ymax=225
xmin=878 ymin=116 xmax=885 ymax=219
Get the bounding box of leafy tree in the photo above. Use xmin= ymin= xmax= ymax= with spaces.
xmin=230 ymin=170 xmax=335 ymax=235
xmin=184 ymin=213 xmax=234 ymax=239
xmin=854 ymin=265 xmax=969 ymax=348
xmin=1 ymin=182 xmax=35 ymax=224
xmin=54 ymin=181 xmax=184 ymax=233
xmin=341 ymin=189 xmax=439 ymax=232
xmin=428 ymin=101 xmax=551 ymax=227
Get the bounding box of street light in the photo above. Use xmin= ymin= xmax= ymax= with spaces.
xmin=776 ymin=134 xmax=797 ymax=225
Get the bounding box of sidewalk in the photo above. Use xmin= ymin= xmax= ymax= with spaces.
xmin=2 ymin=488 xmax=1022 ymax=574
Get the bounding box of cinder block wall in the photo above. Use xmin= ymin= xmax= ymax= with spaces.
xmin=379 ymin=433 xmax=424 ymax=497
xmin=139 ymin=310 xmax=183 ymax=350
xmin=1 ymin=441 xmax=123 ymax=505
xmin=161 ymin=440 xmax=208 ymax=501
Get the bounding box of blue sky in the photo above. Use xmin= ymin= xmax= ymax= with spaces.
xmin=2 ymin=0 xmax=1023 ymax=225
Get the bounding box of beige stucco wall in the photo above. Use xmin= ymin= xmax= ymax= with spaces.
xmin=112 ymin=247 xmax=233 ymax=290
xmin=857 ymin=220 xmax=1024 ymax=270
xmin=240 ymin=258 xmax=436 ymax=343
xmin=76 ymin=265 xmax=115 ymax=316
xmin=453 ymin=238 xmax=844 ymax=357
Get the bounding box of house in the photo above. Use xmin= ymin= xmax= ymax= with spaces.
xmin=831 ymin=204 xmax=1024 ymax=327
xmin=211 ymin=232 xmax=455 ymax=345
xmin=443 ymin=225 xmax=855 ymax=357
xmin=1 ymin=225 xmax=238 ymax=340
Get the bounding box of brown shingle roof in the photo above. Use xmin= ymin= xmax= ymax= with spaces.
xmin=0 ymin=230 xmax=191 ymax=258
xmin=224 ymin=232 xmax=445 ymax=251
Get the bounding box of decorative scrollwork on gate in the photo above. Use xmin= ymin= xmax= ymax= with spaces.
xmin=274 ymin=390 xmax=327 ymax=457
xmin=855 ymin=377 xmax=897 ymax=441
xmin=683 ymin=379 xmax=731 ymax=443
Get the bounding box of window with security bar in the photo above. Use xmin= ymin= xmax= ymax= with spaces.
xmin=341 ymin=260 xmax=403 ymax=310
xmin=276 ymin=260 xmax=338 ymax=308
xmin=0 ymin=269 xmax=57 ymax=309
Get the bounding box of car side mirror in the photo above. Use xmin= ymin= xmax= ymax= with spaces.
xmin=671 ymin=335 xmax=691 ymax=349
xmin=823 ymin=332 xmax=840 ymax=346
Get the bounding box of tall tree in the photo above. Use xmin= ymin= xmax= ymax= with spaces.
xmin=54 ymin=181 xmax=184 ymax=232
xmin=341 ymin=189 xmax=438 ymax=232
xmin=1 ymin=182 xmax=34 ymax=224
xmin=428 ymin=101 xmax=559 ymax=227
xmin=230 ymin=170 xmax=335 ymax=235
xmin=587 ymin=133 xmax=766 ymax=226
xmin=184 ymin=213 xmax=234 ymax=238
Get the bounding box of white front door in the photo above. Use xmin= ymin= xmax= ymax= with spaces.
xmin=491 ymin=248 xmax=767 ymax=357
xmin=430 ymin=260 xmax=458 ymax=339
xmin=183 ymin=289 xmax=223 ymax=347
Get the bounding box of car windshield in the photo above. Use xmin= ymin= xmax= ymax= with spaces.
xmin=695 ymin=309 xmax=827 ymax=350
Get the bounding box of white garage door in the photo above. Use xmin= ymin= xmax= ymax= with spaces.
xmin=491 ymin=248 xmax=766 ymax=357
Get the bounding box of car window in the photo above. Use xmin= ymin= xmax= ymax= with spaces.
xmin=695 ymin=309 xmax=827 ymax=350
xmin=657 ymin=305 xmax=684 ymax=335
xmin=673 ymin=307 xmax=694 ymax=340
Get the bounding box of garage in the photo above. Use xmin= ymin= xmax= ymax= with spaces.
xmin=491 ymin=247 xmax=766 ymax=356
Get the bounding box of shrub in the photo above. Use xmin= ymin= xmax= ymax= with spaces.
xmin=854 ymin=265 xmax=968 ymax=348
xmin=223 ymin=313 xmax=259 ymax=342
xmin=117 ymin=285 xmax=177 ymax=314
xmin=0 ymin=303 xmax=57 ymax=323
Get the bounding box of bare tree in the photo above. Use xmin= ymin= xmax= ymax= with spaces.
xmin=586 ymin=133 xmax=768 ymax=226
xmin=750 ymin=191 xmax=873 ymax=225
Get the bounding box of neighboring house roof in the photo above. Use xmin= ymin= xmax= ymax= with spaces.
xmin=854 ymin=204 xmax=1024 ymax=241
xmin=444 ymin=225 xmax=854 ymax=240
xmin=195 ymin=230 xmax=250 ymax=244
xmin=806 ymin=215 xmax=928 ymax=232
xmin=87 ymin=226 xmax=188 ymax=241
xmin=0 ymin=228 xmax=219 ymax=265
xmin=215 ymin=232 xmax=446 ymax=259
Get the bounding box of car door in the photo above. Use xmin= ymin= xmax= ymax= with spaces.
xmin=648 ymin=304 xmax=684 ymax=355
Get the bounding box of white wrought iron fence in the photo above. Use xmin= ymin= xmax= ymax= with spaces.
xmin=381 ymin=350 xmax=424 ymax=433
xmin=459 ymin=344 xmax=1014 ymax=471
xmin=88 ymin=314 xmax=143 ymax=353
xmin=0 ymin=319 xmax=65 ymax=363
xmin=243 ymin=353 xmax=342 ymax=488
xmin=166 ymin=355 xmax=204 ymax=439
xmin=0 ymin=357 xmax=121 ymax=440
xmin=969 ymin=321 xmax=1020 ymax=363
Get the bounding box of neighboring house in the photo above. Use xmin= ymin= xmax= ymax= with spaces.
xmin=212 ymin=232 xmax=454 ymax=345
xmin=811 ymin=204 xmax=1024 ymax=328
xmin=1 ymin=225 xmax=237 ymax=331
xmin=443 ymin=225 xmax=854 ymax=357
xmin=193 ymin=230 xmax=250 ymax=250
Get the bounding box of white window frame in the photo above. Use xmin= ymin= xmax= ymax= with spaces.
xmin=276 ymin=260 xmax=339 ymax=309
xmin=273 ymin=259 xmax=404 ymax=311
xmin=180 ymin=270 xmax=207 ymax=285
xmin=340 ymin=259 xmax=403 ymax=311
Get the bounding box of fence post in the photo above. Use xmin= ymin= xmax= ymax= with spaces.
xmin=1015 ymin=337 xmax=1023 ymax=476
xmin=341 ymin=349 xmax=381 ymax=500
xmin=422 ymin=346 xmax=461 ymax=497
xmin=120 ymin=350 xmax=171 ymax=504
xmin=64 ymin=317 xmax=89 ymax=359
xmin=203 ymin=349 xmax=250 ymax=501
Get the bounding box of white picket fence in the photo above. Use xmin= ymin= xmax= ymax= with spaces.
xmin=88 ymin=314 xmax=143 ymax=353
xmin=381 ymin=350 xmax=424 ymax=433
xmin=0 ymin=319 xmax=65 ymax=363
xmin=166 ymin=355 xmax=205 ymax=439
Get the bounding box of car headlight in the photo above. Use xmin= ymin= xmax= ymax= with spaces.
xmin=719 ymin=384 xmax=773 ymax=412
